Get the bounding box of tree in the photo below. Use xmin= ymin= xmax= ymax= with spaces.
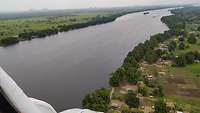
xmin=175 ymin=55 xmax=187 ymax=67
xmin=153 ymin=85 xmax=164 ymax=97
xmin=178 ymin=43 xmax=185 ymax=50
xmin=185 ymin=52 xmax=195 ymax=64
xmin=155 ymin=49 xmax=166 ymax=57
xmin=126 ymin=67 xmax=141 ymax=84
xmin=138 ymin=86 xmax=148 ymax=96
xmin=154 ymin=100 xmax=168 ymax=113
xmin=123 ymin=58 xmax=139 ymax=69
xmin=82 ymin=88 xmax=110 ymax=112
xmin=168 ymin=41 xmax=177 ymax=51
xmin=145 ymin=49 xmax=158 ymax=64
xmin=107 ymin=109 xmax=121 ymax=113
xmin=125 ymin=90 xmax=139 ymax=108
xmin=109 ymin=74 xmax=121 ymax=87
xmin=109 ymin=68 xmax=124 ymax=87
xmin=121 ymin=104 xmax=130 ymax=113
xmin=197 ymin=26 xmax=200 ymax=31
xmin=187 ymin=34 xmax=197 ymax=44
xmin=0 ymin=37 xmax=19 ymax=45
xmin=179 ymin=37 xmax=184 ymax=42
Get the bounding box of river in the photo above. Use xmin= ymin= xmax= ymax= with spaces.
xmin=0 ymin=9 xmax=171 ymax=111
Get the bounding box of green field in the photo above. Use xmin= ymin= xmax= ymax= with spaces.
xmin=0 ymin=12 xmax=110 ymax=39
xmin=186 ymin=64 xmax=200 ymax=76
xmin=167 ymin=96 xmax=200 ymax=113
xmin=173 ymin=39 xmax=200 ymax=54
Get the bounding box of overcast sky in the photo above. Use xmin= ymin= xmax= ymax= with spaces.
xmin=0 ymin=0 xmax=199 ymax=12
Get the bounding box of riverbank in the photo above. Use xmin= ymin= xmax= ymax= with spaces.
xmin=0 ymin=8 xmax=172 ymax=111
xmin=82 ymin=6 xmax=200 ymax=113
xmin=0 ymin=6 xmax=175 ymax=46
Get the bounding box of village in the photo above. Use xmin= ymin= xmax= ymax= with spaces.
xmin=108 ymin=33 xmax=200 ymax=113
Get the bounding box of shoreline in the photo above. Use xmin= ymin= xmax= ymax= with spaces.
xmin=0 ymin=6 xmax=175 ymax=46
xmin=83 ymin=6 xmax=200 ymax=113
xmin=81 ymin=7 xmax=176 ymax=112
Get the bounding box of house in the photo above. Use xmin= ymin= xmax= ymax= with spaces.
xmin=166 ymin=102 xmax=175 ymax=110
xmin=194 ymin=60 xmax=200 ymax=63
xmin=176 ymin=111 xmax=183 ymax=113
xmin=147 ymin=75 xmax=153 ymax=81
xmin=111 ymin=103 xmax=119 ymax=109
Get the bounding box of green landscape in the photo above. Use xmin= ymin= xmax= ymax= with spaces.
xmin=82 ymin=6 xmax=200 ymax=113
xmin=0 ymin=12 xmax=113 ymax=45
xmin=0 ymin=6 xmax=173 ymax=46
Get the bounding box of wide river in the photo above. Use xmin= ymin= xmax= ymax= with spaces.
xmin=0 ymin=9 xmax=171 ymax=111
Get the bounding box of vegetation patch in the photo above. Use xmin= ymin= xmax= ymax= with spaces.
xmin=186 ymin=63 xmax=200 ymax=77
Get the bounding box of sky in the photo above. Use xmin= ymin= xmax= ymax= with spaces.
xmin=0 ymin=0 xmax=199 ymax=12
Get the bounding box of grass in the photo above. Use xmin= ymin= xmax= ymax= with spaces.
xmin=173 ymin=39 xmax=200 ymax=55
xmin=161 ymin=65 xmax=200 ymax=112
xmin=185 ymin=63 xmax=200 ymax=77
xmin=0 ymin=12 xmax=110 ymax=39
xmin=167 ymin=96 xmax=200 ymax=113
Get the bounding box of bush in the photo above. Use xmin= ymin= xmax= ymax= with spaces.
xmin=153 ymin=85 xmax=164 ymax=97
xmin=126 ymin=67 xmax=141 ymax=84
xmin=0 ymin=37 xmax=19 ymax=45
xmin=187 ymin=34 xmax=197 ymax=44
xmin=198 ymin=26 xmax=200 ymax=31
xmin=145 ymin=49 xmax=158 ymax=64
xmin=125 ymin=91 xmax=140 ymax=108
xmin=82 ymin=88 xmax=110 ymax=112
xmin=178 ymin=43 xmax=185 ymax=50
xmin=174 ymin=55 xmax=187 ymax=67
xmin=168 ymin=41 xmax=177 ymax=51
xmin=130 ymin=108 xmax=144 ymax=113
xmin=109 ymin=73 xmax=122 ymax=87
xmin=185 ymin=52 xmax=195 ymax=64
xmin=154 ymin=99 xmax=168 ymax=113
xmin=138 ymin=85 xmax=149 ymax=96
xmin=107 ymin=109 xmax=121 ymax=113
xmin=174 ymin=51 xmax=200 ymax=66
xmin=179 ymin=37 xmax=184 ymax=42
xmin=109 ymin=68 xmax=125 ymax=87
xmin=121 ymin=104 xmax=130 ymax=113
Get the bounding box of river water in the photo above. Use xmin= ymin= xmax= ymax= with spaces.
xmin=0 ymin=9 xmax=171 ymax=111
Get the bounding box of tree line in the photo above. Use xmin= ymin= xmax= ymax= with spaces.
xmin=0 ymin=12 xmax=129 ymax=46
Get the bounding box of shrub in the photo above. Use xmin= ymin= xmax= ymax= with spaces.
xmin=168 ymin=41 xmax=177 ymax=51
xmin=138 ymin=85 xmax=149 ymax=96
xmin=126 ymin=67 xmax=141 ymax=84
xmin=125 ymin=91 xmax=140 ymax=108
xmin=198 ymin=26 xmax=200 ymax=31
xmin=179 ymin=37 xmax=184 ymax=42
xmin=82 ymin=88 xmax=110 ymax=112
xmin=153 ymin=85 xmax=164 ymax=97
xmin=174 ymin=55 xmax=187 ymax=67
xmin=187 ymin=34 xmax=197 ymax=44
xmin=130 ymin=108 xmax=144 ymax=113
xmin=145 ymin=49 xmax=158 ymax=64
xmin=107 ymin=109 xmax=121 ymax=113
xmin=0 ymin=37 xmax=19 ymax=45
xmin=154 ymin=99 xmax=168 ymax=113
xmin=178 ymin=43 xmax=185 ymax=50
xmin=121 ymin=104 xmax=130 ymax=113
xmin=109 ymin=68 xmax=125 ymax=87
